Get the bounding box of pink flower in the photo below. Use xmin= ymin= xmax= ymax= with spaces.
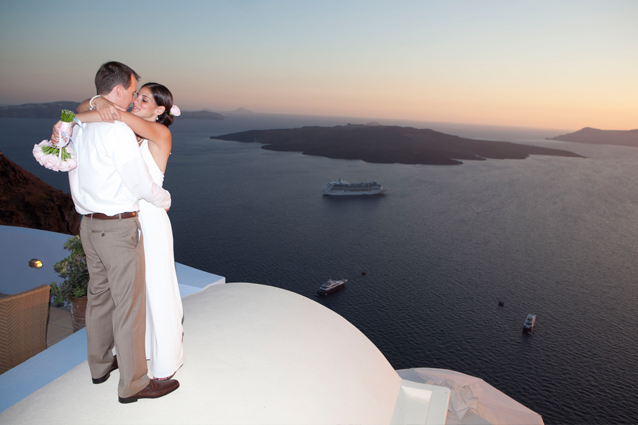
xmin=32 ymin=140 xmax=77 ymax=172
xmin=43 ymin=153 xmax=61 ymax=170
xmin=33 ymin=144 xmax=46 ymax=166
xmin=59 ymin=158 xmax=77 ymax=172
xmin=170 ymin=105 xmax=181 ymax=117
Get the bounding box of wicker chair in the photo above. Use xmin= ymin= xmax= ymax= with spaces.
xmin=0 ymin=284 xmax=50 ymax=374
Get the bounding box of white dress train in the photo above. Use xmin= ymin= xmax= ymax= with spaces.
xmin=138 ymin=139 xmax=184 ymax=379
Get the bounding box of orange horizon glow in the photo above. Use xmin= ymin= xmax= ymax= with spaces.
xmin=0 ymin=2 xmax=636 ymax=132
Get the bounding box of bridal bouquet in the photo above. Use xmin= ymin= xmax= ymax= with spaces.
xmin=33 ymin=109 xmax=77 ymax=172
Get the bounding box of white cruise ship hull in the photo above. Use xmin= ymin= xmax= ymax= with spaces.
xmin=323 ymin=188 xmax=387 ymax=196
xmin=323 ymin=179 xmax=387 ymax=196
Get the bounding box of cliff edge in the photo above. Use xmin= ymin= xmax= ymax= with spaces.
xmin=0 ymin=151 xmax=79 ymax=235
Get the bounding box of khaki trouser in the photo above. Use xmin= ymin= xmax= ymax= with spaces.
xmin=80 ymin=215 xmax=149 ymax=398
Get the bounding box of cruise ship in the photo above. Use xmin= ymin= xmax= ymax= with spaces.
xmin=323 ymin=179 xmax=387 ymax=196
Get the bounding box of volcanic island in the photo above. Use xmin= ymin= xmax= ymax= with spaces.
xmin=547 ymin=127 xmax=638 ymax=148
xmin=212 ymin=124 xmax=584 ymax=165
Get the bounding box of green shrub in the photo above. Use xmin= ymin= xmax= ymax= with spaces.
xmin=50 ymin=235 xmax=89 ymax=305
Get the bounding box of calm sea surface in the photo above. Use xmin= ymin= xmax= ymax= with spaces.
xmin=2 ymin=115 xmax=638 ymax=424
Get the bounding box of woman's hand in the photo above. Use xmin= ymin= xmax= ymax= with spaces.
xmin=51 ymin=120 xmax=62 ymax=143
xmin=93 ymin=96 xmax=127 ymax=123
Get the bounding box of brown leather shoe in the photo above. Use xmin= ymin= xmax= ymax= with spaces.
xmin=92 ymin=356 xmax=119 ymax=384
xmin=118 ymin=379 xmax=180 ymax=404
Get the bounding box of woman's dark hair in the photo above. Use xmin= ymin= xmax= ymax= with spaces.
xmin=142 ymin=82 xmax=174 ymax=127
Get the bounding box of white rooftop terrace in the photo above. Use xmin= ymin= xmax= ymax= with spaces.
xmin=0 ymin=225 xmax=543 ymax=424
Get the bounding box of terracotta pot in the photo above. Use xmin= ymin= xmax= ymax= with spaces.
xmin=70 ymin=296 xmax=87 ymax=332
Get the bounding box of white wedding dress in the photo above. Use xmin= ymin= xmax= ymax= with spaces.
xmin=138 ymin=139 xmax=184 ymax=379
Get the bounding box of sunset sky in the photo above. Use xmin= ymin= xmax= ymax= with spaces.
xmin=0 ymin=0 xmax=636 ymax=130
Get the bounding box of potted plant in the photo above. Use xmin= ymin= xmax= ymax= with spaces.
xmin=50 ymin=235 xmax=89 ymax=332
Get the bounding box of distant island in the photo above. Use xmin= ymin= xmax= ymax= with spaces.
xmin=0 ymin=101 xmax=81 ymax=118
xmin=225 ymin=107 xmax=254 ymax=114
xmin=0 ymin=101 xmax=224 ymax=120
xmin=180 ymin=110 xmax=224 ymax=120
xmin=547 ymin=127 xmax=638 ymax=148
xmin=212 ymin=124 xmax=584 ymax=166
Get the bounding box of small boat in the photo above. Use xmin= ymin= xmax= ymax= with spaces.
xmin=523 ymin=313 xmax=536 ymax=333
xmin=317 ymin=279 xmax=347 ymax=296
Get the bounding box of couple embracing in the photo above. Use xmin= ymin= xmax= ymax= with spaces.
xmin=61 ymin=61 xmax=183 ymax=403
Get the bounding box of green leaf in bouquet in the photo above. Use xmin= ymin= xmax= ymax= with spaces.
xmin=41 ymin=145 xmax=72 ymax=160
xmin=42 ymin=145 xmax=60 ymax=156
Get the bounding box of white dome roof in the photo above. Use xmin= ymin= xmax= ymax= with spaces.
xmin=179 ymin=282 xmax=402 ymax=423
xmin=3 ymin=283 xmax=448 ymax=424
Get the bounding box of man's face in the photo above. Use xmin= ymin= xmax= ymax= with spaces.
xmin=118 ymin=74 xmax=138 ymax=109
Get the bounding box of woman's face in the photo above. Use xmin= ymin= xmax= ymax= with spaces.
xmin=131 ymin=86 xmax=164 ymax=121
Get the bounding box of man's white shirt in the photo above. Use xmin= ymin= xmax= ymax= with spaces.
xmin=68 ymin=121 xmax=171 ymax=215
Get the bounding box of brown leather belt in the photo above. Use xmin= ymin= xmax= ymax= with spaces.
xmin=85 ymin=212 xmax=138 ymax=220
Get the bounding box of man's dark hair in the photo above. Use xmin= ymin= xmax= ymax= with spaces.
xmin=94 ymin=61 xmax=140 ymax=95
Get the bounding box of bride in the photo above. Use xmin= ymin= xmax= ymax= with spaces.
xmin=58 ymin=83 xmax=184 ymax=380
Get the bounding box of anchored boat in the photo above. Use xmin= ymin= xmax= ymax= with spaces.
xmin=317 ymin=279 xmax=347 ymax=296
xmin=523 ymin=313 xmax=536 ymax=333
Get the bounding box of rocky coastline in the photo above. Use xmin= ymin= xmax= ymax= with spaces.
xmin=0 ymin=102 xmax=224 ymax=120
xmin=0 ymin=151 xmax=79 ymax=235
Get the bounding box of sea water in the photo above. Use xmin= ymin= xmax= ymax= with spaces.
xmin=2 ymin=115 xmax=637 ymax=424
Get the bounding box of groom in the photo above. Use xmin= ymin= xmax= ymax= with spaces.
xmin=68 ymin=61 xmax=179 ymax=403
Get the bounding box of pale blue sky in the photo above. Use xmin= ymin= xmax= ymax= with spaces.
xmin=0 ymin=0 xmax=636 ymax=129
